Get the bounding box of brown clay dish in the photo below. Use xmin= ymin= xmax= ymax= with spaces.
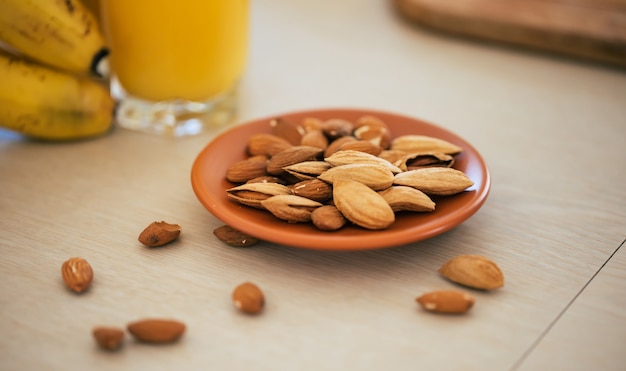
xmin=191 ymin=108 xmax=490 ymax=250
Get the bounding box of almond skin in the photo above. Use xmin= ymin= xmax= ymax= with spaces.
xmin=93 ymin=327 xmax=125 ymax=351
xmin=61 ymin=257 xmax=93 ymax=293
xmin=416 ymin=290 xmax=475 ymax=314
xmin=138 ymin=221 xmax=181 ymax=247
xmin=232 ymin=282 xmax=265 ymax=314
xmin=127 ymin=319 xmax=186 ymax=343
xmin=439 ymin=255 xmax=504 ymax=290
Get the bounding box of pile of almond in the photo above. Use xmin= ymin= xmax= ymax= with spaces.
xmin=225 ymin=115 xmax=474 ymax=231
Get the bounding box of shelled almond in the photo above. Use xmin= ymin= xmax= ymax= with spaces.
xmin=127 ymin=319 xmax=186 ymax=343
xmin=232 ymin=282 xmax=265 ymax=314
xmin=92 ymin=327 xmax=125 ymax=350
xmin=224 ymin=116 xmax=474 ymax=231
xmin=416 ymin=290 xmax=475 ymax=314
xmin=138 ymin=221 xmax=181 ymax=247
xmin=439 ymin=255 xmax=504 ymax=290
xmin=61 ymin=257 xmax=93 ymax=293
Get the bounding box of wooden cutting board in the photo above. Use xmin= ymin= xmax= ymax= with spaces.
xmin=393 ymin=0 xmax=626 ymax=67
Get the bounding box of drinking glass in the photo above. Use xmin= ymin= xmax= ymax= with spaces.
xmin=100 ymin=0 xmax=248 ymax=136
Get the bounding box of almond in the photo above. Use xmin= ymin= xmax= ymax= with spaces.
xmin=291 ymin=178 xmax=333 ymax=202
xmin=232 ymin=282 xmax=265 ymax=314
xmin=283 ymin=161 xmax=332 ymax=181
xmin=324 ymin=135 xmax=357 ymax=157
xmin=391 ymin=134 xmax=463 ymax=155
xmin=226 ymin=158 xmax=269 ymax=183
xmin=138 ymin=221 xmax=181 ymax=247
xmin=333 ymin=179 xmax=395 ymax=230
xmin=378 ymin=186 xmax=435 ymax=212
xmin=260 ymin=195 xmax=322 ymax=223
xmin=245 ymin=175 xmax=287 ymax=185
xmin=416 ymin=290 xmax=475 ymax=314
xmin=378 ymin=149 xmax=407 ymax=164
xmin=246 ymin=133 xmax=292 ymax=157
xmin=338 ymin=140 xmax=383 ymax=156
xmin=318 ymin=163 xmax=395 ymax=191
xmin=395 ymin=152 xmax=454 ymax=171
xmin=226 ymin=182 xmax=292 ymax=209
xmin=266 ymin=146 xmax=323 ymax=175
xmin=213 ymin=225 xmax=259 ymax=247
xmin=61 ymin=257 xmax=93 ymax=293
xmin=325 ymin=150 xmax=401 ymax=173
xmin=127 ymin=319 xmax=186 ymax=343
xmin=92 ymin=327 xmax=125 ymax=351
xmin=393 ymin=167 xmax=474 ymax=196
xmin=320 ymin=118 xmax=354 ymax=139
xmin=353 ymin=124 xmax=391 ymax=149
xmin=355 ymin=115 xmax=390 ymax=132
xmin=439 ymin=255 xmax=504 ymax=290
xmin=300 ymin=129 xmax=328 ymax=150
xmin=311 ymin=205 xmax=346 ymax=231
xmin=270 ymin=117 xmax=305 ymax=145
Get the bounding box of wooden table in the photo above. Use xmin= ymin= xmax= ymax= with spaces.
xmin=1 ymin=1 xmax=625 ymax=370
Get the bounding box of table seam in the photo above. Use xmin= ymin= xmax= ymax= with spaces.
xmin=509 ymin=236 xmax=626 ymax=371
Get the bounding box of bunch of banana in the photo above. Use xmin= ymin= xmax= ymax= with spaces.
xmin=0 ymin=51 xmax=114 ymax=140
xmin=0 ymin=0 xmax=115 ymax=141
xmin=0 ymin=0 xmax=108 ymax=76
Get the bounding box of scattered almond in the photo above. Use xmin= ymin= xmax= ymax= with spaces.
xmin=213 ymin=225 xmax=259 ymax=247
xmin=416 ymin=290 xmax=475 ymax=314
xmin=127 ymin=319 xmax=186 ymax=343
xmin=138 ymin=221 xmax=181 ymax=247
xmin=61 ymin=257 xmax=93 ymax=293
xmin=439 ymin=255 xmax=504 ymax=290
xmin=232 ymin=282 xmax=265 ymax=314
xmin=92 ymin=327 xmax=125 ymax=351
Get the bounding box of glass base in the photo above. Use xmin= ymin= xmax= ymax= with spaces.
xmin=110 ymin=77 xmax=238 ymax=137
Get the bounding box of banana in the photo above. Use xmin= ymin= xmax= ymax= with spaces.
xmin=0 ymin=51 xmax=115 ymax=141
xmin=0 ymin=0 xmax=108 ymax=76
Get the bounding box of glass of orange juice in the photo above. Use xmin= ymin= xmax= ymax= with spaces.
xmin=100 ymin=0 xmax=248 ymax=136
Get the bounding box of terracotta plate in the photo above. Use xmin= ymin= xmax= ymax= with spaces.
xmin=191 ymin=108 xmax=490 ymax=250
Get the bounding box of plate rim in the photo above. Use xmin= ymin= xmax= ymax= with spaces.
xmin=191 ymin=108 xmax=491 ymax=250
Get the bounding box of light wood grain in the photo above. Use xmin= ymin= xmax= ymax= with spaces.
xmin=1 ymin=0 xmax=626 ymax=370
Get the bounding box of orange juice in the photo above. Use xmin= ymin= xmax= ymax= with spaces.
xmin=101 ymin=0 xmax=248 ymax=102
